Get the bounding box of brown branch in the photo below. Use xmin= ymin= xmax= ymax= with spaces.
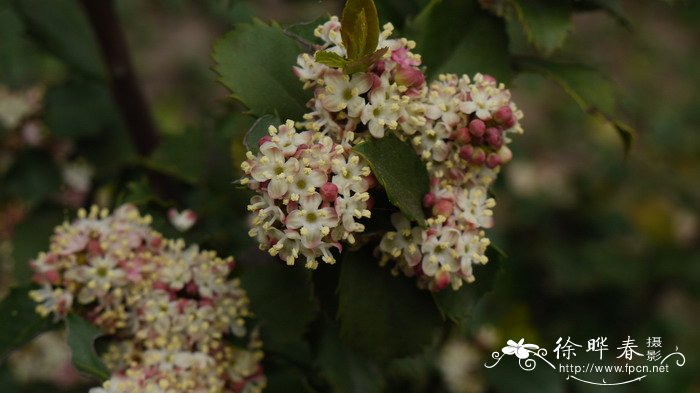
xmin=79 ymin=0 xmax=159 ymax=156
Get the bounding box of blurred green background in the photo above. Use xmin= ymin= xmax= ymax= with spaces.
xmin=0 ymin=0 xmax=698 ymax=392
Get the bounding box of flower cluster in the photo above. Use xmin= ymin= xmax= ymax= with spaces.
xmin=380 ymin=73 xmax=523 ymax=290
xmin=295 ymin=17 xmax=427 ymax=142
xmin=29 ymin=205 xmax=265 ymax=393
xmin=241 ymin=120 xmax=373 ymax=269
xmin=244 ymin=17 xmax=523 ymax=289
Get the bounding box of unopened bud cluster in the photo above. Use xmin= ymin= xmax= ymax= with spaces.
xmin=29 ymin=205 xmax=265 ymax=392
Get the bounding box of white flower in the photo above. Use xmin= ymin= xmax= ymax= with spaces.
xmin=421 ymin=227 xmax=460 ymax=276
xmin=167 ymin=208 xmax=197 ymax=232
xmin=285 ymin=193 xmax=339 ymax=249
xmin=288 ymin=167 xmax=327 ymax=201
xmin=459 ymin=87 xmax=501 ymax=120
xmin=320 ymin=72 xmax=372 ymax=117
xmin=78 ymin=256 xmax=126 ymax=303
xmin=455 ymin=187 xmax=495 ymax=229
xmin=379 ymin=213 xmax=422 ymax=266
xmin=62 ymin=161 xmax=94 ymax=193
xmin=248 ymin=144 xmax=300 ymax=199
xmin=331 ymin=153 xmax=371 ymax=196
xmin=360 ymin=87 xmax=400 ymax=138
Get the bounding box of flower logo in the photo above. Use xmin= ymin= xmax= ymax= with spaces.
xmin=502 ymin=338 xmax=540 ymax=359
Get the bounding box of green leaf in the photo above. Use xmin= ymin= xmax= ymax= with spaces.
xmin=146 ymin=130 xmax=208 ymax=184
xmin=408 ymin=0 xmax=512 ymax=82
xmin=341 ymin=0 xmax=380 ymax=60
xmin=284 ymin=16 xmax=329 ymax=47
xmin=2 ymin=151 xmax=62 ymax=208
xmin=432 ymin=246 xmax=503 ymax=325
xmin=344 ymin=47 xmax=388 ymax=74
xmin=338 ymin=248 xmax=441 ymax=361
xmin=515 ymin=57 xmax=636 ymax=154
xmin=317 ymin=327 xmax=384 ymax=393
xmin=315 ymin=50 xmax=350 ymax=68
xmin=11 ymin=207 xmax=64 ymax=283
xmin=0 ymin=286 xmax=55 ymax=360
xmin=44 ymin=80 xmax=119 ymax=138
xmin=13 ymin=0 xmax=104 ymax=78
xmin=353 ymin=133 xmax=429 ymax=225
xmin=238 ymin=252 xmax=319 ymax=353
xmin=212 ymin=19 xmax=311 ymax=120
xmin=65 ymin=313 xmax=110 ymax=381
xmin=510 ymin=0 xmax=573 ymax=55
xmin=244 ymin=114 xmax=281 ymax=154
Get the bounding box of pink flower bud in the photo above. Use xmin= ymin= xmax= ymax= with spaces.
xmin=483 ymin=74 xmax=497 ymax=85
xmin=395 ymin=65 xmax=425 ymax=89
xmin=370 ymin=73 xmax=383 ymax=89
xmin=186 ymin=281 xmax=199 ymax=295
xmin=486 ymin=153 xmax=501 ymax=169
xmin=364 ymin=174 xmax=378 ymax=189
xmin=452 ymin=127 xmax=471 ymax=144
xmin=485 ymin=127 xmax=503 ymax=148
xmin=423 ymin=192 xmax=436 ymax=207
xmin=320 ymin=182 xmax=339 ymax=202
xmin=504 ymin=116 xmax=517 ymax=128
xmin=470 ymin=148 xmax=486 ymax=165
xmin=493 ymin=106 xmax=512 ymax=124
xmin=459 ymin=145 xmax=474 ymax=161
xmin=433 ymin=199 xmax=454 ymax=217
xmin=469 ymin=119 xmax=486 ymax=137
xmin=45 ymin=270 xmax=60 ymax=284
xmin=87 ymin=239 xmax=102 ymax=256
xmin=434 ymin=271 xmax=451 ymax=291
xmin=258 ymin=135 xmax=272 ymax=147
xmin=373 ymin=61 xmax=386 ymax=75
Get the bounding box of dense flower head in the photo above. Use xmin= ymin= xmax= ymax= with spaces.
xmin=245 ymin=16 xmax=524 ymax=290
xmin=294 ymin=17 xmax=427 ymax=143
xmin=241 ymin=120 xmax=374 ymax=269
xmin=28 ymin=204 xmax=265 ymax=393
xmin=377 ymin=72 xmax=523 ymax=290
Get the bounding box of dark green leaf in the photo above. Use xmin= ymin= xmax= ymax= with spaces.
xmin=432 ymin=246 xmax=503 ymax=325
xmin=344 ymin=47 xmax=388 ymax=74
xmin=0 ymin=286 xmax=55 ymax=360
xmin=338 ymin=248 xmax=441 ymax=361
xmin=11 ymin=207 xmax=64 ymax=283
xmin=315 ymin=50 xmax=350 ymax=68
xmin=510 ymin=0 xmax=573 ymax=55
xmin=44 ymin=80 xmax=119 ymax=138
xmin=13 ymin=0 xmax=104 ymax=78
xmin=244 ymin=114 xmax=281 ymax=154
xmin=212 ymin=19 xmax=311 ymax=120
xmin=341 ymin=0 xmax=380 ymax=60
xmin=515 ymin=57 xmax=636 ymax=154
xmin=353 ymin=133 xmax=429 ymax=225
xmin=265 ymin=368 xmax=317 ymax=393
xmin=316 ymin=327 xmax=384 ymax=393
xmin=284 ymin=16 xmax=329 ymax=47
xmin=238 ymin=252 xmax=319 ymax=353
xmin=65 ymin=313 xmax=110 ymax=381
xmin=146 ymin=130 xmax=208 ymax=184
xmin=408 ymin=0 xmax=512 ymax=82
xmin=2 ymin=151 xmax=62 ymax=208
